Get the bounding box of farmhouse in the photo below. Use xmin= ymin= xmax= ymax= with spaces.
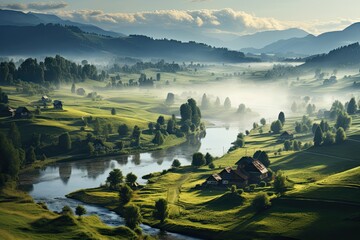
xmin=204 ymin=156 xmax=268 ymax=187
xmin=14 ymin=107 xmax=31 ymax=118
xmin=279 ymin=131 xmax=294 ymax=141
xmin=53 ymin=100 xmax=63 ymax=109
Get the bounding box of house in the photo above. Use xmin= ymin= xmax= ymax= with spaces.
xmin=204 ymin=156 xmax=268 ymax=188
xmin=279 ymin=131 xmax=294 ymax=141
xmin=41 ymin=95 xmax=51 ymax=103
xmin=14 ymin=107 xmax=31 ymax=118
xmin=53 ymin=100 xmax=63 ymax=109
xmin=235 ymin=157 xmax=268 ymax=183
xmin=77 ymin=88 xmax=86 ymax=96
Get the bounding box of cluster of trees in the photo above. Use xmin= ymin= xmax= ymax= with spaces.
xmin=270 ymin=112 xmax=285 ymax=134
xmin=294 ymin=115 xmax=312 ymax=133
xmin=191 ymin=152 xmax=214 ymax=169
xmin=314 ymin=125 xmax=347 ymax=146
xmin=0 ymin=55 xmax=101 ymax=86
xmin=109 ymin=59 xmax=181 ymax=74
xmin=229 ymin=133 xmax=246 ymax=152
xmin=283 ymin=140 xmax=310 ymax=151
xmin=180 ymin=98 xmax=202 ymax=131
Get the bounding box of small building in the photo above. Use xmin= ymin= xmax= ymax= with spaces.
xmin=53 ymin=100 xmax=63 ymax=109
xmin=205 ymin=174 xmax=222 ymax=185
xmin=77 ymin=88 xmax=86 ymax=96
xmin=14 ymin=107 xmax=31 ymax=118
xmin=279 ymin=131 xmax=294 ymax=141
xmin=41 ymin=95 xmax=51 ymax=103
xmin=218 ymin=167 xmax=248 ymax=187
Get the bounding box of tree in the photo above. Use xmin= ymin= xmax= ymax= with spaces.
xmin=132 ymin=125 xmax=141 ymax=147
xmin=165 ymin=92 xmax=175 ymax=105
xmin=0 ymin=133 xmax=20 ymax=182
xmin=154 ymin=198 xmax=168 ymax=222
xmin=335 ymin=112 xmax=352 ymax=130
xmin=284 ymin=140 xmax=292 ymax=151
xmin=191 ymin=152 xmax=205 ymax=166
xmin=205 ymin=152 xmax=214 ymax=165
xmin=278 ymin=112 xmax=285 ymax=125
xmin=237 ymin=104 xmax=246 ymax=114
xmin=187 ymin=98 xmax=201 ymax=126
xmin=208 ymin=162 xmax=215 ymax=169
xmin=75 ymin=205 xmax=86 ymax=218
xmin=87 ymin=142 xmax=95 ymax=155
xmin=106 ymin=169 xmax=123 ymax=189
xmin=123 ymin=204 xmax=142 ymax=229
xmin=273 ymin=171 xmax=286 ymax=193
xmin=156 ymin=73 xmax=161 ymax=81
xmin=201 ymin=93 xmax=210 ymax=109
xmin=260 ymin=118 xmax=266 ymax=126
xmin=166 ymin=119 xmax=175 ymax=134
xmin=313 ymin=126 xmax=323 ymax=146
xmin=93 ymin=118 xmax=101 ymax=134
xmin=270 ymin=120 xmax=283 ymax=134
xmin=58 ymin=132 xmax=72 ymax=151
xmin=224 ymin=97 xmax=231 ymax=109
xmin=172 ymin=159 xmax=181 ymax=168
xmin=347 ymin=97 xmax=357 ymax=114
xmin=119 ymin=184 xmax=133 ymax=205
xmin=252 ymin=193 xmax=271 ymax=212
xmin=118 ymin=124 xmax=129 ymax=136
xmin=61 ymin=205 xmax=73 ymax=215
xmin=180 ymin=103 xmax=192 ymax=122
xmin=335 ymin=127 xmax=346 ymax=144
xmin=26 ymin=146 xmax=36 ymax=164
xmin=157 ymin=116 xmax=165 ymax=125
xmin=126 ymin=172 xmax=137 ymax=185
xmin=253 ymin=150 xmax=270 ymax=167
xmin=8 ymin=122 xmax=21 ymax=148
xmin=111 ymin=108 xmax=116 ymax=115
xmin=214 ymin=97 xmax=220 ymax=107
xmin=306 ymin=104 xmax=315 ymax=115
xmin=71 ymin=83 xmax=76 ymax=93
xmin=152 ymin=131 xmax=165 ymax=145
xmin=323 ymin=131 xmax=335 ymax=145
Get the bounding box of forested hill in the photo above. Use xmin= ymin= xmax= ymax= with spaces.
xmin=0 ymin=24 xmax=257 ymax=63
xmin=300 ymin=43 xmax=360 ymax=68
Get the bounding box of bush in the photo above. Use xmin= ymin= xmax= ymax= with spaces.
xmin=251 ymin=193 xmax=271 ymax=212
xmin=123 ymin=204 xmax=142 ymax=229
xmin=191 ymin=152 xmax=205 ymax=167
xmin=335 ymin=127 xmax=346 ymax=144
xmin=154 ymin=198 xmax=168 ymax=222
xmin=270 ymin=120 xmax=283 ymax=133
xmin=259 ymin=181 xmax=267 ymax=187
xmin=75 ymin=205 xmax=86 ymax=217
xmin=171 ymin=159 xmax=181 ymax=168
xmin=119 ymin=184 xmax=133 ymax=205
xmin=208 ymin=162 xmax=215 ymax=169
xmin=273 ymin=171 xmax=286 ymax=193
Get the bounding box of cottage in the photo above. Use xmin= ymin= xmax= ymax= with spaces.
xmin=77 ymin=88 xmax=86 ymax=96
xmin=279 ymin=131 xmax=294 ymax=141
xmin=205 ymin=174 xmax=222 ymax=185
xmin=235 ymin=157 xmax=268 ymax=183
xmin=53 ymin=100 xmax=63 ymax=109
xmin=218 ymin=167 xmax=248 ymax=187
xmin=41 ymin=95 xmax=51 ymax=103
xmin=14 ymin=107 xmax=31 ymax=118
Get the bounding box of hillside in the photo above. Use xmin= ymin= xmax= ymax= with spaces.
xmin=246 ymin=22 xmax=360 ymax=56
xmin=300 ymin=42 xmax=360 ymax=68
xmin=0 ymin=24 xmax=257 ymax=62
xmin=0 ymin=9 xmax=123 ymax=37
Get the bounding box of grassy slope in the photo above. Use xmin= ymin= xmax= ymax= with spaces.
xmin=0 ymin=187 xmax=138 ymax=240
xmin=68 ymin=114 xmax=360 ymax=240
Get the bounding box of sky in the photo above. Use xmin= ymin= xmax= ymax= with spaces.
xmin=1 ymin=0 xmax=359 ymax=41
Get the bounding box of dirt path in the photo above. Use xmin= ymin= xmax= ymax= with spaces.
xmin=167 ymin=173 xmax=190 ymax=204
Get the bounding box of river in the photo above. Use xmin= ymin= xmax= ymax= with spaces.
xmin=19 ymin=125 xmax=245 ymax=239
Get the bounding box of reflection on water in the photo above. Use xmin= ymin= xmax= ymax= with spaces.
xmin=19 ymin=127 xmax=243 ymax=240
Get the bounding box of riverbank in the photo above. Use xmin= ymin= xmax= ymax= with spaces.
xmin=0 ymin=185 xmax=143 ymax=240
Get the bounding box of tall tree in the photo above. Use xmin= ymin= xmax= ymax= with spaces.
xmin=123 ymin=204 xmax=142 ymax=229
xmin=347 ymin=97 xmax=357 ymax=115
xmin=201 ymin=93 xmax=210 ymax=109
xmin=180 ymin=103 xmax=192 ymax=122
xmin=278 ymin=111 xmax=285 ymax=125
xmin=71 ymin=83 xmax=76 ymax=93
xmin=119 ymin=184 xmax=133 ymax=205
xmin=335 ymin=127 xmax=346 ymax=144
xmin=314 ymin=126 xmax=323 ymax=146
xmin=8 ymin=122 xmax=21 ymax=148
xmin=0 ymin=133 xmax=20 ymax=182
xmin=58 ymin=132 xmax=71 ymax=151
xmin=154 ymin=198 xmax=168 ymax=222
xmin=224 ymin=97 xmax=231 ymax=109
xmin=26 ymin=146 xmax=36 ymax=164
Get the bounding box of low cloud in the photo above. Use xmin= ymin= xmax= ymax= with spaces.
xmin=0 ymin=2 xmax=67 ymax=11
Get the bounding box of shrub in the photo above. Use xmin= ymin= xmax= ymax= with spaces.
xmin=191 ymin=152 xmax=205 ymax=166
xmin=75 ymin=205 xmax=86 ymax=218
xmin=335 ymin=127 xmax=346 ymax=144
xmin=119 ymin=184 xmax=133 ymax=205
xmin=252 ymin=193 xmax=271 ymax=212
xmin=154 ymin=199 xmax=168 ymax=222
xmin=273 ymin=171 xmax=286 ymax=193
xmin=172 ymin=159 xmax=181 ymax=168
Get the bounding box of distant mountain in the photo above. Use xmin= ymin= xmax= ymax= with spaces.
xmin=300 ymin=42 xmax=360 ymax=68
xmin=0 ymin=24 xmax=257 ymax=63
xmin=246 ymin=23 xmax=360 ymax=56
xmin=0 ymin=9 xmax=124 ymax=37
xmin=225 ymin=28 xmax=308 ymax=50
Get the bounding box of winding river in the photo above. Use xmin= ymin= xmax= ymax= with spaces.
xmin=19 ymin=125 xmax=246 ymax=239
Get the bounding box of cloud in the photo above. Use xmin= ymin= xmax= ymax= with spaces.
xmin=0 ymin=2 xmax=67 ymax=11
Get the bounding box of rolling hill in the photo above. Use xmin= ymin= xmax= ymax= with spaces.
xmin=0 ymin=24 xmax=257 ymax=62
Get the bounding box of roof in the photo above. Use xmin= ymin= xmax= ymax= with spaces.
xmin=219 ymin=167 xmax=248 ymax=180
xmin=207 ymin=174 xmax=222 ymax=182
xmin=252 ymin=160 xmax=268 ymax=174
xmin=280 ymin=131 xmax=293 ymax=136
xmin=235 ymin=156 xmax=253 ymax=165
xmin=15 ymin=107 xmax=30 ymax=113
